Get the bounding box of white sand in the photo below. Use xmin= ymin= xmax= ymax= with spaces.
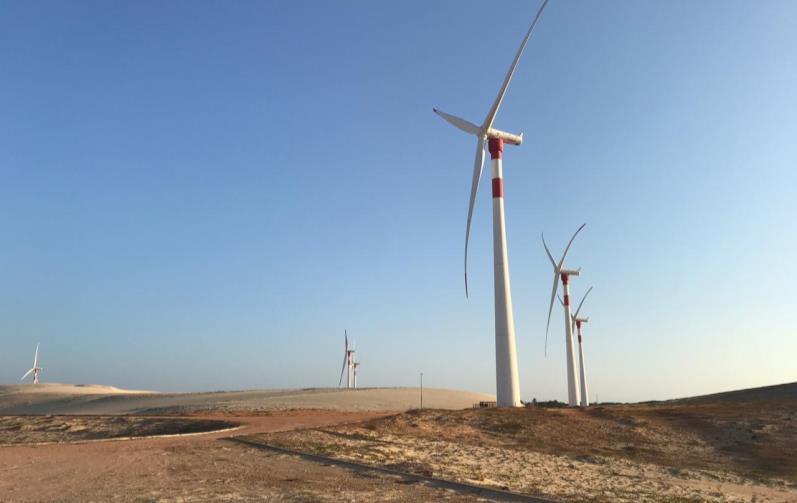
xmin=0 ymin=384 xmax=493 ymax=415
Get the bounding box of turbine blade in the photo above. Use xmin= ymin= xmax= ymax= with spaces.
xmin=464 ymin=136 xmax=487 ymax=298
xmin=572 ymin=286 xmax=593 ymax=323
xmin=339 ymin=354 xmax=348 ymax=387
xmin=34 ymin=343 xmax=39 ymax=367
xmin=542 ymin=232 xmax=556 ymax=268
xmin=20 ymin=368 xmax=34 ymax=381
xmin=557 ymin=294 xmax=564 ymax=306
xmin=433 ymin=108 xmax=481 ymax=135
xmin=544 ymin=273 xmax=559 ymax=356
xmin=482 ymin=0 xmax=551 ymax=130
xmin=557 ymin=223 xmax=586 ymax=269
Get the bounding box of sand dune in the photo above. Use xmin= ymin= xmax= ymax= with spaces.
xmin=0 ymin=384 xmax=493 ymax=415
xmin=0 ymin=383 xmax=154 ymax=395
xmin=673 ymin=381 xmax=797 ymax=404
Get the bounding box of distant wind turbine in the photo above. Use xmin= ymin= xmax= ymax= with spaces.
xmin=544 ymin=223 xmax=586 ymax=406
xmin=562 ymin=287 xmax=593 ymax=407
xmin=571 ymin=287 xmax=592 ymax=408
xmin=338 ymin=331 xmax=356 ymax=389
xmin=433 ymin=0 xmax=552 ymax=408
xmin=20 ymin=343 xmax=43 ymax=384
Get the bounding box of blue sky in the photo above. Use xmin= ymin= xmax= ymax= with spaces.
xmin=1 ymin=1 xmax=795 ymax=402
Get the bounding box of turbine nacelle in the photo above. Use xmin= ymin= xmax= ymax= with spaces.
xmin=560 ymin=268 xmax=581 ymax=278
xmin=486 ymin=128 xmax=523 ymax=146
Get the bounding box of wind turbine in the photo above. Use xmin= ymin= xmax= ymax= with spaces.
xmin=20 ymin=343 xmax=43 ymax=384
xmin=560 ymin=287 xmax=593 ymax=407
xmin=433 ymin=0 xmax=551 ymax=408
xmin=338 ymin=331 xmax=356 ymax=389
xmin=571 ymin=287 xmax=592 ymax=407
xmin=543 ymin=223 xmax=585 ymax=406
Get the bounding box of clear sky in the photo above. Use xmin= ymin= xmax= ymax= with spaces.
xmin=1 ymin=1 xmax=795 ymax=402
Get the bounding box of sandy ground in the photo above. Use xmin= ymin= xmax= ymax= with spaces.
xmin=0 ymin=384 xmax=492 ymax=415
xmin=0 ymin=410 xmax=485 ymax=502
xmin=261 ymin=401 xmax=797 ymax=503
xmin=3 ymin=382 xmax=793 ymax=501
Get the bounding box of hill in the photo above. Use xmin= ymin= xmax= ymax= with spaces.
xmin=0 ymin=385 xmax=492 ymax=415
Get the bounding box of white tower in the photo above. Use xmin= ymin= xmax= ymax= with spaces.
xmin=490 ymin=138 xmax=521 ymax=407
xmin=560 ymin=271 xmax=581 ymax=406
xmin=576 ymin=318 xmax=589 ymax=407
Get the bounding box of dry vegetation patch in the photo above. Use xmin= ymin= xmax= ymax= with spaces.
xmin=255 ymin=400 xmax=797 ymax=502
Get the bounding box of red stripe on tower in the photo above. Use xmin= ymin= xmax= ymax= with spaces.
xmin=563 ymin=294 xmax=570 ymax=306
xmin=492 ymin=178 xmax=503 ymax=198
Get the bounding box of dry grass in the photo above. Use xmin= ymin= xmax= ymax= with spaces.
xmin=258 ymin=398 xmax=797 ymax=502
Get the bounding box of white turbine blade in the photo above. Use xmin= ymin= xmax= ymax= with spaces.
xmin=433 ymin=108 xmax=481 ymax=135
xmin=557 ymin=223 xmax=586 ymax=269
xmin=33 ymin=343 xmax=39 ymax=367
xmin=544 ymin=273 xmax=559 ymax=355
xmin=572 ymin=286 xmax=593 ymax=323
xmin=339 ymin=354 xmax=348 ymax=387
xmin=542 ymin=232 xmax=556 ymax=268
xmin=20 ymin=368 xmax=34 ymax=381
xmin=481 ymin=0 xmax=551 ymax=130
xmin=464 ymin=136 xmax=487 ymax=298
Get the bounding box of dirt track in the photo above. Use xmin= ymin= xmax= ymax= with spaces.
xmin=0 ymin=411 xmax=483 ymax=502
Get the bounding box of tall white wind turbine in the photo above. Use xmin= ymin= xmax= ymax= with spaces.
xmin=543 ymin=223 xmax=585 ymax=406
xmin=20 ymin=343 xmax=43 ymax=384
xmin=433 ymin=0 xmax=551 ymax=408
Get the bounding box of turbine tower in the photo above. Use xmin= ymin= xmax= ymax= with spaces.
xmin=544 ymin=223 xmax=586 ymax=406
xmin=352 ymin=361 xmax=360 ymax=389
xmin=568 ymin=287 xmax=593 ymax=408
xmin=20 ymin=343 xmax=43 ymax=384
xmin=338 ymin=331 xmax=356 ymax=389
xmin=433 ymin=0 xmax=551 ymax=408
